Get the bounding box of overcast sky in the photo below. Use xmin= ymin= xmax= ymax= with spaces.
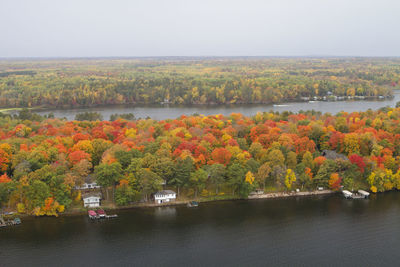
xmin=0 ymin=0 xmax=399 ymax=57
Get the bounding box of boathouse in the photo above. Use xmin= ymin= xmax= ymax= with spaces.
xmin=154 ymin=190 xmax=176 ymax=204
xmin=83 ymin=192 xmax=102 ymax=208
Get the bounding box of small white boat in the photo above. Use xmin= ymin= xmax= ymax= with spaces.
xmin=273 ymin=104 xmax=290 ymax=107
xmin=358 ymin=190 xmax=370 ymax=198
xmin=342 ymin=190 xmax=353 ymax=199
xmin=343 ymin=190 xmax=369 ymax=199
xmin=187 ymin=201 xmax=199 ymax=208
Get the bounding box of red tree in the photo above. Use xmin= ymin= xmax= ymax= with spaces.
xmin=349 ymin=154 xmax=366 ymax=173
xmin=211 ymin=148 xmax=232 ymax=166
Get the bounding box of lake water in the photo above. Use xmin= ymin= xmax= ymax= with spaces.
xmin=36 ymin=91 xmax=400 ymax=120
xmin=1 ymin=193 xmax=400 ymax=266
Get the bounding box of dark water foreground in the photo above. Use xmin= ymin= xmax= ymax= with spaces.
xmin=1 ymin=193 xmax=400 ymax=266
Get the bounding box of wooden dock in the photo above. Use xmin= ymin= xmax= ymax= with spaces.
xmin=88 ymin=210 xmax=118 ymax=220
xmin=0 ymin=216 xmax=21 ymax=227
xmin=342 ymin=190 xmax=369 ymax=199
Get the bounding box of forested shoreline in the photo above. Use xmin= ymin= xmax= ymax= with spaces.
xmin=1 ymin=106 xmax=400 ymax=216
xmin=0 ymin=57 xmax=398 ymax=108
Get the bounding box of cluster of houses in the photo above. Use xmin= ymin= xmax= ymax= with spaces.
xmin=299 ymin=92 xmax=389 ymax=102
xmin=75 ymin=150 xmax=350 ymax=208
xmin=75 ymin=175 xmax=176 ymax=208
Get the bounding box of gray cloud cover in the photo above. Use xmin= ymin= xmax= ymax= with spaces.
xmin=0 ymin=0 xmax=399 ymax=57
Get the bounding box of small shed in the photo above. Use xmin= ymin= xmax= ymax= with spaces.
xmin=154 ymin=190 xmax=176 ymax=204
xmin=83 ymin=192 xmax=102 ymax=208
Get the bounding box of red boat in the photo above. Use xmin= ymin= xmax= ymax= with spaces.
xmin=97 ymin=209 xmax=106 ymax=218
xmin=88 ymin=210 xmax=98 ymax=219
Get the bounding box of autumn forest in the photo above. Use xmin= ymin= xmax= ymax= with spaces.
xmin=1 ymin=58 xmax=400 ymax=217
xmin=0 ymin=57 xmax=399 ymax=108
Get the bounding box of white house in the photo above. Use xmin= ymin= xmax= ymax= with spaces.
xmin=75 ymin=175 xmax=101 ymax=190
xmin=154 ymin=190 xmax=176 ymax=204
xmin=83 ymin=192 xmax=102 ymax=208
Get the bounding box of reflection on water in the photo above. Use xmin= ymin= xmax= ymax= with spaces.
xmin=1 ymin=193 xmax=400 ymax=266
xmin=154 ymin=206 xmax=177 ymax=218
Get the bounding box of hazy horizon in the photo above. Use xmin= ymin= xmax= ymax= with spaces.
xmin=1 ymin=0 xmax=399 ymax=58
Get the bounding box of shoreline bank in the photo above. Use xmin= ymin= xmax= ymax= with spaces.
xmin=248 ymin=189 xmax=335 ymax=200
xmin=50 ymin=189 xmax=337 ymax=218
xmin=1 ymin=92 xmax=397 ymax=116
xmin=2 ymin=190 xmax=337 ymax=219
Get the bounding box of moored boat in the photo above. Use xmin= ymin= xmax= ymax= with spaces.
xmin=97 ymin=209 xmax=106 ymax=218
xmin=88 ymin=210 xmax=98 ymax=219
xmin=0 ymin=216 xmax=22 ymax=227
xmin=358 ymin=190 xmax=370 ymax=198
xmin=342 ymin=190 xmax=370 ymax=199
xmin=187 ymin=201 xmax=199 ymax=207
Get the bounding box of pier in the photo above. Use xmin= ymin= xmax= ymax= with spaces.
xmin=0 ymin=216 xmax=21 ymax=227
xmin=88 ymin=210 xmax=118 ymax=220
xmin=342 ymin=190 xmax=370 ymax=199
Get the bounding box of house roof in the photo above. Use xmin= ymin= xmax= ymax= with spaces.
xmin=82 ymin=192 xmax=102 ymax=199
xmin=321 ymin=150 xmax=348 ymax=161
xmin=155 ymin=190 xmax=176 ymax=195
xmin=85 ymin=175 xmax=95 ymax=184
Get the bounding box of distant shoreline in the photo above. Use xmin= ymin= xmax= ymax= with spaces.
xmin=0 ymin=95 xmax=395 ymax=116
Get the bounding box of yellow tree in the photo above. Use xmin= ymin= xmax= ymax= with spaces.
xmin=343 ymin=133 xmax=360 ymax=155
xmin=284 ymin=169 xmax=296 ymax=190
xmin=328 ymin=173 xmax=342 ymax=191
xmin=245 ymin=171 xmax=255 ymax=185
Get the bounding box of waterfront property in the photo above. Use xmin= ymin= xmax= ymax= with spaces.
xmin=83 ymin=192 xmax=102 ymax=208
xmin=154 ymin=190 xmax=176 ymax=204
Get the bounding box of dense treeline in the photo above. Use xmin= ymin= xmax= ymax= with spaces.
xmin=0 ymin=58 xmax=399 ymax=108
xmin=1 ymin=107 xmax=400 ymax=216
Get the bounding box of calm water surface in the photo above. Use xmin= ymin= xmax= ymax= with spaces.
xmin=36 ymin=91 xmax=400 ymax=120
xmin=1 ymin=193 xmax=400 ymax=266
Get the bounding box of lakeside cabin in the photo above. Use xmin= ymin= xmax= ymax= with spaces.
xmin=154 ymin=190 xmax=176 ymax=204
xmin=83 ymin=192 xmax=102 ymax=208
xmin=75 ymin=175 xmax=101 ymax=190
